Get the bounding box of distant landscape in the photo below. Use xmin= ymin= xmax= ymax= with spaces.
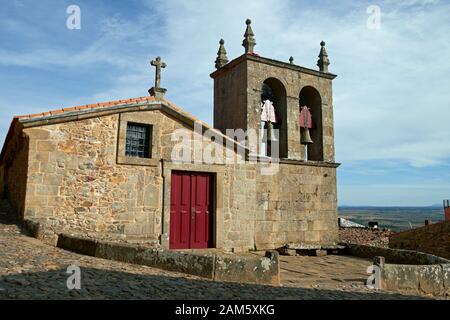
xmin=338 ymin=206 xmax=445 ymax=232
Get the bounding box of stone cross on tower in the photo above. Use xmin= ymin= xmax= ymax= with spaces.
xmin=148 ymin=56 xmax=167 ymax=98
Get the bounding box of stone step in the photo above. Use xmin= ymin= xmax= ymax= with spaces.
xmin=279 ymin=243 xmax=347 ymax=256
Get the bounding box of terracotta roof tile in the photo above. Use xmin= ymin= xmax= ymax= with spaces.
xmin=62 ymin=107 xmax=77 ymax=112
xmin=14 ymin=96 xmax=158 ymax=120
xmin=50 ymin=110 xmax=65 ymax=115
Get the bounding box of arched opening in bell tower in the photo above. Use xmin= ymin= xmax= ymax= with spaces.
xmin=260 ymin=78 xmax=287 ymax=158
xmin=299 ymin=86 xmax=323 ymax=161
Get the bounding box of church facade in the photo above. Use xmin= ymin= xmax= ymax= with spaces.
xmin=0 ymin=20 xmax=339 ymax=252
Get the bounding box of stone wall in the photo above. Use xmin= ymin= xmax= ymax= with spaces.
xmin=1 ymin=122 xmax=29 ymax=218
xmin=254 ymin=163 xmax=338 ymax=249
xmin=389 ymin=221 xmax=450 ymax=260
xmin=0 ymin=165 xmax=4 ymax=198
xmin=213 ymin=59 xmax=248 ymax=134
xmin=193 ymin=161 xmax=339 ymax=252
xmin=346 ymin=243 xmax=449 ymax=265
xmin=21 ymin=111 xmax=174 ymax=239
xmin=4 ymin=104 xmax=338 ymax=251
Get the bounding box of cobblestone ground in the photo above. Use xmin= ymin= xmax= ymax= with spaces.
xmin=0 ymin=204 xmax=436 ymax=300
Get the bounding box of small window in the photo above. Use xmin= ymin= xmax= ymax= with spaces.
xmin=125 ymin=123 xmax=152 ymax=158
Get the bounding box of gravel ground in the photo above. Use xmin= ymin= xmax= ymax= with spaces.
xmin=339 ymin=227 xmax=393 ymax=247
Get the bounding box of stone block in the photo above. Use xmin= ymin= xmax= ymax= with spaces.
xmin=40 ymin=162 xmax=56 ymax=174
xmin=37 ymin=141 xmax=56 ymax=152
xmin=278 ymin=247 xmax=297 ymax=256
xmin=304 ymin=231 xmax=320 ymax=243
xmin=57 ymin=234 xmax=98 ymax=256
xmin=57 ymin=140 xmax=77 ymax=153
xmin=37 ymin=185 xmax=59 ymax=196
xmin=43 ymin=174 xmax=62 ymax=186
xmin=417 ymin=265 xmax=444 ymax=295
xmin=28 ymin=173 xmax=43 ymax=184
xmin=26 ymin=196 xmax=47 ymax=206
xmin=383 ymin=264 xmax=419 ymax=292
xmin=27 ymin=128 xmax=50 ymax=140
xmin=443 ymin=264 xmax=450 ymax=295
xmin=214 ymin=250 xmax=280 ymax=286
xmin=134 ymin=248 xmax=159 ymax=266
xmin=95 ymin=242 xmax=142 ymax=264
xmin=34 ymin=151 xmax=50 ymax=162
xmin=154 ymin=249 xmax=215 ymax=279
xmin=28 ymin=162 xmax=40 ymax=173
xmin=144 ymin=185 xmax=160 ymax=208
xmin=315 ymin=249 xmax=327 ymax=257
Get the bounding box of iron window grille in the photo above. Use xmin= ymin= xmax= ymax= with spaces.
xmin=125 ymin=123 xmax=152 ymax=158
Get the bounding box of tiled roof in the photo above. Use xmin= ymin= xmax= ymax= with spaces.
xmin=14 ymin=96 xmax=158 ymax=120
xmin=13 ymin=95 xmax=210 ymax=129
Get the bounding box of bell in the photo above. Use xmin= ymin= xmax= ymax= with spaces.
xmin=263 ymin=121 xmax=278 ymax=142
xmin=301 ymin=127 xmax=313 ymax=145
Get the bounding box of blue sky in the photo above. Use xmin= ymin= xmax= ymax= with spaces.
xmin=1 ymin=0 xmax=449 ymax=206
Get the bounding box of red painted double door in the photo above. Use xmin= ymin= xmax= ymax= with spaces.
xmin=170 ymin=171 xmax=214 ymax=249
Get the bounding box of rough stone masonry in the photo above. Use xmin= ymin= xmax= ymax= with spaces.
xmin=0 ymin=19 xmax=339 ymax=253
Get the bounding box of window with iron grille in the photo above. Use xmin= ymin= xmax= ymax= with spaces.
xmin=125 ymin=123 xmax=152 ymax=158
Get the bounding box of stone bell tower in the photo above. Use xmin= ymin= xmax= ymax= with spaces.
xmin=210 ymin=19 xmax=337 ymax=162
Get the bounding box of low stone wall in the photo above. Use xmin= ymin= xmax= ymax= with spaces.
xmin=23 ymin=219 xmax=59 ymax=246
xmin=347 ymin=244 xmax=450 ymax=296
xmin=389 ymin=221 xmax=450 ymax=260
xmin=22 ymin=218 xmax=279 ymax=285
xmin=375 ymin=257 xmax=450 ymax=296
xmin=55 ymin=233 xmax=280 ymax=286
xmin=345 ymin=243 xmax=449 ymax=265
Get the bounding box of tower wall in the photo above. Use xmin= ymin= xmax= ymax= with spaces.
xmin=212 ymin=54 xmax=336 ymax=162
xmin=213 ymin=58 xmax=248 ymax=135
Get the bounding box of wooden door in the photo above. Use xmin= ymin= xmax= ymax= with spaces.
xmin=170 ymin=171 xmax=213 ymax=249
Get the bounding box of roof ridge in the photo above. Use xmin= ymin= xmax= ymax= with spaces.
xmin=14 ymin=96 xmax=156 ymax=120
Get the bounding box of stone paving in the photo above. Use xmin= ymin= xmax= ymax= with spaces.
xmin=280 ymin=255 xmax=374 ymax=291
xmin=0 ymin=203 xmax=437 ymax=300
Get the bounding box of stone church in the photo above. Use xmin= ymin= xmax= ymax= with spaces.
xmin=0 ymin=19 xmax=339 ymax=252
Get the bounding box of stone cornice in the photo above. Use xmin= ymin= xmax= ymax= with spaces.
xmin=210 ymin=54 xmax=337 ymax=80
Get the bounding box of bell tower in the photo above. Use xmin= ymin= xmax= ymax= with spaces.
xmin=210 ymin=19 xmax=337 ymax=162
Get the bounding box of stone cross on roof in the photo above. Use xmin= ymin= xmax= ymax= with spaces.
xmin=148 ymin=56 xmax=167 ymax=98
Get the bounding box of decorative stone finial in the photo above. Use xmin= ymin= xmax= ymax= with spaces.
xmin=149 ymin=56 xmax=167 ymax=98
xmin=215 ymin=39 xmax=229 ymax=69
xmin=317 ymin=40 xmax=330 ymax=73
xmin=289 ymin=56 xmax=294 ymax=64
xmin=242 ymin=18 xmax=256 ymax=54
